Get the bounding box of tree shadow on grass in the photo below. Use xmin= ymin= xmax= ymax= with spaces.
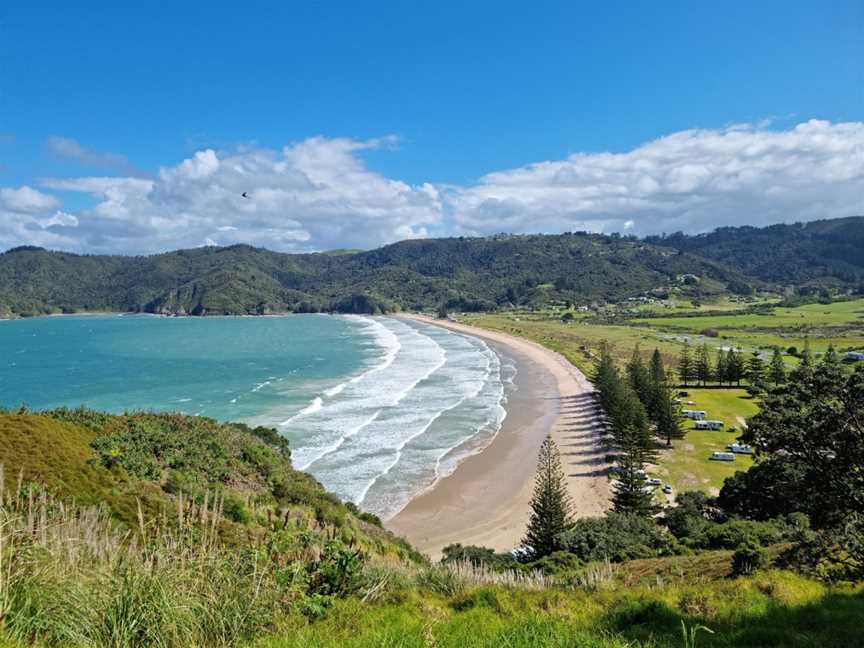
xmin=602 ymin=583 xmax=864 ymax=648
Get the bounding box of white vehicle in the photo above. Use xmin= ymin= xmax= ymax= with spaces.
xmin=646 ymin=478 xmax=662 ymax=486
xmin=710 ymin=451 xmax=736 ymax=462
xmin=695 ymin=420 xmax=724 ymax=430
xmin=662 ymin=484 xmax=673 ymax=494
xmin=728 ymin=443 xmax=755 ymax=455
xmin=682 ymin=409 xmax=707 ymax=420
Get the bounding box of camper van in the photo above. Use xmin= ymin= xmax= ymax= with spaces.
xmin=728 ymin=443 xmax=755 ymax=455
xmin=710 ymin=451 xmax=736 ymax=462
xmin=682 ymin=409 xmax=707 ymax=420
xmin=695 ymin=420 xmax=724 ymax=430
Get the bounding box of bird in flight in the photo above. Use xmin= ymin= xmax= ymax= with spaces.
xmin=241 ymin=192 xmax=250 ymax=199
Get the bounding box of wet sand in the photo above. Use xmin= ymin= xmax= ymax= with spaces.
xmin=387 ymin=315 xmax=610 ymax=559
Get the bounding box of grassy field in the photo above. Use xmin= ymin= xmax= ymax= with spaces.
xmin=457 ymin=300 xmax=864 ymax=499
xmin=652 ymin=389 xmax=760 ymax=497
xmin=462 ymin=298 xmax=864 ymax=375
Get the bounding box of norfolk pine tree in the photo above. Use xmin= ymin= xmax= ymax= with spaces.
xmin=746 ymin=351 xmax=768 ymax=396
xmin=769 ymin=346 xmax=786 ymax=386
xmin=523 ymin=436 xmax=573 ymax=559
xmin=715 ymin=349 xmax=728 ymax=386
xmin=726 ymin=348 xmax=745 ymax=386
xmin=678 ymin=341 xmax=693 ymax=387
xmin=627 ymin=345 xmax=652 ymax=407
xmin=695 ymin=342 xmax=712 ymax=386
xmin=612 ymin=424 xmax=658 ymax=516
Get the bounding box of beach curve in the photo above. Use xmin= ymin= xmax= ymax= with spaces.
xmin=387 ymin=314 xmax=610 ymax=559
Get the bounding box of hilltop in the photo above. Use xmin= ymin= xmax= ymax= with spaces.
xmin=2 ymin=217 xmax=862 ymax=319
xmin=0 ymin=231 xmax=754 ymax=318
xmin=647 ymin=216 xmax=864 ymax=288
xmin=3 ymin=216 xmax=862 ymax=319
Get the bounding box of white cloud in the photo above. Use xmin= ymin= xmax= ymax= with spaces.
xmin=448 ymin=119 xmax=864 ymax=236
xmin=41 ymin=211 xmax=79 ymax=229
xmin=0 ymin=190 xmax=80 ymax=251
xmin=2 ymin=121 xmax=862 ymax=254
xmin=0 ymin=186 xmax=60 ymax=213
xmin=34 ymin=136 xmax=441 ymax=254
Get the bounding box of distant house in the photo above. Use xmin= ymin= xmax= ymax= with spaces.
xmin=844 ymin=351 xmax=864 ymax=362
xmin=695 ymin=420 xmax=724 ymax=431
xmin=682 ymin=409 xmax=707 ymax=420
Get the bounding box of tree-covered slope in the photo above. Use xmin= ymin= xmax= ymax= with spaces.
xmin=647 ymin=216 xmax=864 ymax=287
xmin=0 ymin=232 xmax=754 ymax=317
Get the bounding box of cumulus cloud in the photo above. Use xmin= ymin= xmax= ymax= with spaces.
xmin=0 ymin=186 xmax=60 ymax=213
xmin=0 ymin=187 xmax=80 ymax=251
xmin=1 ymin=121 xmax=862 ymax=254
xmin=46 ymin=136 xmax=146 ymax=177
xmin=448 ymin=119 xmax=864 ymax=236
xmin=33 ymin=136 xmax=441 ymax=254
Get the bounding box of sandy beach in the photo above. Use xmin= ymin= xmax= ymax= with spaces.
xmin=388 ymin=315 xmax=610 ymax=559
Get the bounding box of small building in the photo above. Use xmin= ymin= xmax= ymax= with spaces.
xmin=682 ymin=409 xmax=707 ymax=420
xmin=695 ymin=420 xmax=724 ymax=430
xmin=710 ymin=451 xmax=736 ymax=462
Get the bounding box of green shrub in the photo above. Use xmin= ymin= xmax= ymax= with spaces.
xmin=557 ymin=513 xmax=675 ymax=562
xmin=441 ymin=544 xmax=518 ymax=571
xmin=732 ymin=540 xmax=768 ymax=576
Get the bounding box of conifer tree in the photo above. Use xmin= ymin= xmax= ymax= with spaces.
xmin=678 ymin=341 xmax=693 ymax=387
xmin=800 ymin=338 xmax=813 ymax=369
xmin=649 ymin=348 xmax=666 ymax=387
xmin=768 ymin=346 xmax=786 ymax=386
xmin=695 ymin=342 xmax=712 ymax=386
xmin=726 ymin=348 xmax=745 ymax=386
xmin=627 ymin=345 xmax=652 ymax=408
xmin=746 ymin=351 xmax=767 ymax=396
xmin=523 ymin=437 xmax=573 ymax=559
xmin=647 ymin=348 xmax=666 ymax=416
xmin=715 ymin=349 xmax=728 ymax=386
xmin=612 ymin=425 xmax=658 ymax=517
xmin=656 ymin=384 xmax=685 ymax=447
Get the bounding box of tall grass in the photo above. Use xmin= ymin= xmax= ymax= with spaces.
xmin=0 ymin=466 xmax=299 ymax=647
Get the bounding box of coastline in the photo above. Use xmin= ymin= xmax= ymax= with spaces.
xmin=387 ymin=314 xmax=610 ymax=559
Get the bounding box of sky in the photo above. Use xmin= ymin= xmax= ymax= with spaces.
xmin=1 ymin=1 xmax=862 ymax=254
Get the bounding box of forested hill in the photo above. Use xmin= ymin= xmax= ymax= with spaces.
xmin=0 ymin=233 xmax=753 ymax=317
xmin=2 ymin=216 xmax=861 ymax=317
xmin=646 ymin=216 xmax=864 ymax=287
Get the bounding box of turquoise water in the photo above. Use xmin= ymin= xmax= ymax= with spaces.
xmin=0 ymin=314 xmax=513 ymax=518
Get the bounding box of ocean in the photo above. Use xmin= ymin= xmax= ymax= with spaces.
xmin=0 ymin=314 xmax=515 ymax=519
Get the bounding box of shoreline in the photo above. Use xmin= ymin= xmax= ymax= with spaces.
xmin=387 ymin=314 xmax=610 ymax=559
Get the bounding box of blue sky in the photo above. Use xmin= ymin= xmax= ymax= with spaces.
xmin=1 ymin=1 xmax=862 ymax=253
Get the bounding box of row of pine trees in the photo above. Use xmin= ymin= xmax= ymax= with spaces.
xmin=594 ymin=344 xmax=684 ymax=517
xmin=677 ymin=340 xmax=802 ymax=395
xmin=521 ymin=338 xmax=832 ymax=558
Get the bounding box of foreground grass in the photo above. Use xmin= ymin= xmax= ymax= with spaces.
xmin=653 ymin=389 xmax=759 ymax=496
xmin=254 ymin=572 xmax=864 ymax=648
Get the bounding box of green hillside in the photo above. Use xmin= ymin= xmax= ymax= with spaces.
xmin=0 ymin=408 xmax=416 ymax=558
xmin=647 ymin=216 xmax=864 ymax=288
xmin=0 ymin=231 xmax=757 ymax=317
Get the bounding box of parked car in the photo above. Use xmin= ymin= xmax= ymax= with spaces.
xmin=662 ymin=484 xmax=673 ymax=494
